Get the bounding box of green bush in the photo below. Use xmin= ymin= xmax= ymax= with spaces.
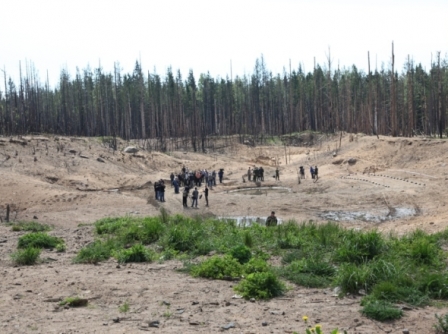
xmin=229 ymin=245 xmax=252 ymax=264
xmin=434 ymin=313 xmax=448 ymax=334
xmin=18 ymin=232 xmax=63 ymax=249
xmin=161 ymin=219 xmax=204 ymax=252
xmin=361 ymin=299 xmax=403 ymax=321
xmin=114 ymin=244 xmax=154 ymax=263
xmin=369 ymin=281 xmax=430 ymax=306
xmin=279 ymin=259 xmax=334 ymax=288
xmin=234 ymin=271 xmax=286 ymax=300
xmin=190 ymin=255 xmax=242 ymax=280
xmin=335 ymin=263 xmax=376 ymax=294
xmin=11 ymin=221 xmax=51 ymax=232
xmin=418 ymin=273 xmax=448 ymax=299
xmin=335 ymin=230 xmax=384 ymax=264
xmin=243 ymin=257 xmax=270 ymax=274
xmin=11 ymin=247 xmax=41 ymax=265
xmin=410 ymin=238 xmax=439 ymax=264
xmin=74 ymin=240 xmax=115 ymax=264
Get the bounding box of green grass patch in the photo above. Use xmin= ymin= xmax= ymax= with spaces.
xmin=11 ymin=247 xmax=41 ymax=265
xmin=234 ymin=271 xmax=286 ymax=300
xmin=74 ymin=210 xmax=448 ymax=321
xmin=59 ymin=296 xmax=88 ymax=307
xmin=190 ymin=255 xmax=243 ymax=280
xmin=361 ymin=299 xmax=403 ymax=321
xmin=18 ymin=232 xmax=64 ymax=249
xmin=114 ymin=244 xmax=154 ymax=263
xmin=11 ymin=221 xmax=51 ymax=232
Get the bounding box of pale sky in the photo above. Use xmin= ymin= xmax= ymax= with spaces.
xmin=1 ymin=0 xmax=447 ymax=88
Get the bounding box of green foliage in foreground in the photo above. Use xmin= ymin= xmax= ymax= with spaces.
xmin=234 ymin=271 xmax=286 ymax=300
xmin=18 ymin=232 xmax=64 ymax=250
xmin=434 ymin=313 xmax=448 ymax=334
xmin=75 ymin=212 xmax=448 ymax=321
xmin=361 ymin=300 xmax=403 ymax=321
xmin=11 ymin=221 xmax=51 ymax=232
xmin=11 ymin=247 xmax=41 ymax=265
xmin=114 ymin=244 xmax=154 ymax=263
xmin=190 ymin=255 xmax=243 ymax=280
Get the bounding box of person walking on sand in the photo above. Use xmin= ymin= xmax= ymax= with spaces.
xmin=275 ymin=167 xmax=280 ymax=181
xmin=266 ymin=211 xmax=278 ymax=227
xmin=248 ymin=167 xmax=252 ymax=181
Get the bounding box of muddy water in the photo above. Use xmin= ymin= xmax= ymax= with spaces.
xmin=320 ymin=207 xmax=416 ymax=223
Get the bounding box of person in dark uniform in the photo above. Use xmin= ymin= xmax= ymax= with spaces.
xmin=173 ymin=177 xmax=180 ymax=194
xmin=182 ymin=187 xmax=189 ymax=207
xmin=314 ymin=166 xmax=319 ymax=181
xmin=203 ymin=186 xmax=209 ymax=207
xmin=260 ymin=166 xmax=264 ymax=181
xmin=275 ymin=167 xmax=280 ymax=181
xmin=218 ymin=169 xmax=224 ymax=183
xmin=310 ymin=166 xmax=315 ymax=179
xmin=170 ymin=172 xmax=175 ymax=187
xmin=248 ymin=167 xmax=252 ymax=181
xmin=159 ymin=180 xmax=166 ymax=202
xmin=266 ymin=211 xmax=278 ymax=227
xmin=191 ymin=187 xmax=199 ymax=208
xmin=299 ymin=166 xmax=305 ymax=179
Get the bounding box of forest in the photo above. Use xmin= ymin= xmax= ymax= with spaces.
xmin=0 ymin=49 xmax=447 ymax=151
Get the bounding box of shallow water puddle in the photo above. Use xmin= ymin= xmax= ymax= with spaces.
xmin=218 ymin=216 xmax=283 ymax=226
xmin=320 ymin=207 xmax=416 ymax=223
xmin=227 ymin=186 xmax=291 ymax=196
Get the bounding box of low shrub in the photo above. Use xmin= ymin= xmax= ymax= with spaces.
xmin=18 ymin=232 xmax=63 ymax=249
xmin=335 ymin=263 xmax=376 ymax=294
xmin=229 ymin=245 xmax=252 ymax=264
xmin=234 ymin=271 xmax=286 ymax=300
xmin=361 ymin=299 xmax=403 ymax=321
xmin=434 ymin=313 xmax=448 ymax=334
xmin=190 ymin=255 xmax=242 ymax=280
xmin=114 ymin=244 xmax=154 ymax=263
xmin=369 ymin=281 xmax=430 ymax=306
xmin=11 ymin=247 xmax=41 ymax=265
xmin=73 ymin=240 xmax=115 ymax=264
xmin=243 ymin=257 xmax=270 ymax=274
xmin=59 ymin=296 xmax=88 ymax=307
xmin=335 ymin=230 xmax=384 ymax=264
xmin=11 ymin=221 xmax=51 ymax=232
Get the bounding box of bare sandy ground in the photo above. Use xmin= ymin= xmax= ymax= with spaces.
xmin=0 ymin=133 xmax=447 ymax=333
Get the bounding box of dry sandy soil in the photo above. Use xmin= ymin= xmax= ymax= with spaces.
xmin=0 ymin=133 xmax=447 ymax=334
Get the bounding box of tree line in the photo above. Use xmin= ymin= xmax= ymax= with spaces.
xmin=0 ymin=51 xmax=447 ymax=151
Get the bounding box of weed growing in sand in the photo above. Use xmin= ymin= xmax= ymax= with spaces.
xmin=229 ymin=245 xmax=252 ymax=264
xmin=73 ymin=239 xmax=116 ymax=264
xmin=434 ymin=313 xmax=448 ymax=333
xmin=11 ymin=247 xmax=41 ymax=265
xmin=59 ymin=296 xmax=88 ymax=307
xmin=18 ymin=232 xmax=64 ymax=249
xmin=360 ymin=299 xmax=403 ymax=321
xmin=234 ymin=271 xmax=286 ymax=300
xmin=119 ymin=301 xmax=130 ymax=313
xmin=114 ymin=243 xmax=154 ymax=263
xmin=190 ymin=255 xmax=243 ymax=280
xmin=11 ymin=221 xmax=51 ymax=232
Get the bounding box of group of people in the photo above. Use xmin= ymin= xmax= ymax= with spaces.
xmin=247 ymin=166 xmax=265 ymax=182
xmin=298 ymin=165 xmax=319 ymax=182
xmin=157 ymin=165 xmax=224 ymax=208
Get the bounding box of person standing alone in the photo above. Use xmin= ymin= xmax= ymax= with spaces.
xmin=203 ymin=186 xmax=209 ymax=207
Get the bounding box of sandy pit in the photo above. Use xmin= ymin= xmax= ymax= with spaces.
xmin=0 ymin=133 xmax=447 ymax=333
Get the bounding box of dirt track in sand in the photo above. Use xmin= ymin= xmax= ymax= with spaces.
xmin=0 ymin=133 xmax=447 ymax=333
